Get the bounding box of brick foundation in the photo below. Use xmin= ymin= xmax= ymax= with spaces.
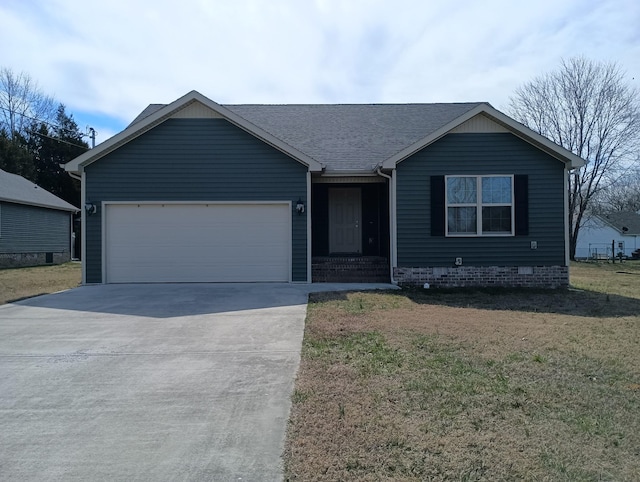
xmin=0 ymin=252 xmax=70 ymax=269
xmin=312 ymin=257 xmax=390 ymax=283
xmin=394 ymin=265 xmax=569 ymax=289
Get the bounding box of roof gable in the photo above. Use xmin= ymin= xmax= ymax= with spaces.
xmin=65 ymin=91 xmax=324 ymax=173
xmin=381 ymin=104 xmax=584 ymax=169
xmin=0 ymin=169 xmax=78 ymax=212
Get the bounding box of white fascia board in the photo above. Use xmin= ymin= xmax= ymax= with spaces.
xmin=65 ymin=90 xmax=323 ymax=174
xmin=381 ymin=104 xmax=586 ymax=170
xmin=481 ymin=107 xmax=585 ymax=169
xmin=319 ymin=170 xmax=381 ymax=176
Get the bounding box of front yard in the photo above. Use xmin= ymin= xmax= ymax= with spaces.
xmin=0 ymin=262 xmax=81 ymax=304
xmin=285 ymin=261 xmax=640 ymax=480
xmin=1 ymin=260 xmax=639 ymax=479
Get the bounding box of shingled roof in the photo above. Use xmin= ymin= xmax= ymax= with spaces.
xmin=225 ymin=103 xmax=483 ymax=171
xmin=0 ymin=169 xmax=78 ymax=212
xmin=67 ymin=91 xmax=584 ymax=174
xmin=129 ymin=102 xmax=483 ymax=171
xmin=597 ymin=211 xmax=640 ymax=235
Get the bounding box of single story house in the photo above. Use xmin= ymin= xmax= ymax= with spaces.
xmin=0 ymin=169 xmax=78 ymax=268
xmin=575 ymin=211 xmax=640 ymax=259
xmin=64 ymin=91 xmax=584 ymax=287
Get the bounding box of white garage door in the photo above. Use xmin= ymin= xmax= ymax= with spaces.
xmin=104 ymin=203 xmax=291 ymax=283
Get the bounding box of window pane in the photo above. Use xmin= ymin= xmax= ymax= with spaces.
xmin=482 ymin=206 xmax=511 ymax=232
xmin=447 ymin=177 xmax=476 ymax=204
xmin=448 ymin=207 xmax=477 ymax=233
xmin=482 ymin=177 xmax=511 ymax=203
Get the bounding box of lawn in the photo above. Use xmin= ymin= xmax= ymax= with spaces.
xmin=285 ymin=261 xmax=640 ymax=481
xmin=0 ymin=262 xmax=81 ymax=304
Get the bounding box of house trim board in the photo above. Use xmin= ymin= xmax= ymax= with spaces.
xmin=81 ymin=171 xmax=87 ymax=284
xmin=564 ymin=169 xmax=570 ymax=266
xmin=391 ymin=169 xmax=398 ymax=270
xmin=306 ymin=170 xmax=312 ymax=283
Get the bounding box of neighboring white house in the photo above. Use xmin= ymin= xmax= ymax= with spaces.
xmin=575 ymin=211 xmax=640 ymax=259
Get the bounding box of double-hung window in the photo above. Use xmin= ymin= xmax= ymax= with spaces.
xmin=446 ymin=175 xmax=514 ymax=236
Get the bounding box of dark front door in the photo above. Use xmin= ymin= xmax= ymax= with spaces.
xmin=329 ymin=187 xmax=361 ymax=254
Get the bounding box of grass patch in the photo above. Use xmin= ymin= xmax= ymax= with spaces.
xmin=0 ymin=262 xmax=81 ymax=304
xmin=284 ymin=262 xmax=640 ymax=480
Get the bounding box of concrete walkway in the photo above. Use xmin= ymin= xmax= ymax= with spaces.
xmin=0 ymin=282 xmax=394 ymax=481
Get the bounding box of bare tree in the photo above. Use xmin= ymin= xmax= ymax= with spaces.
xmin=508 ymin=57 xmax=640 ymax=259
xmin=0 ymin=67 xmax=56 ymax=139
xmin=592 ymin=167 xmax=640 ymax=213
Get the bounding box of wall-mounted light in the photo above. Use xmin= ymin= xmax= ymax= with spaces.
xmin=296 ymin=198 xmax=305 ymax=215
xmin=85 ymin=203 xmax=97 ymax=216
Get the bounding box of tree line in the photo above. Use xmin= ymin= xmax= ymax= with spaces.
xmin=0 ymin=67 xmax=88 ymax=208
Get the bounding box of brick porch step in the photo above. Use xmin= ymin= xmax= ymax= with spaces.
xmin=312 ymin=256 xmax=390 ymax=283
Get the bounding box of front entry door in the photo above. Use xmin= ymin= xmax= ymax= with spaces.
xmin=329 ymin=188 xmax=362 ymax=254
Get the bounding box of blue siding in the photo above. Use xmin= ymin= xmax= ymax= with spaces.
xmin=85 ymin=118 xmax=308 ymax=283
xmin=0 ymin=202 xmax=71 ymax=253
xmin=396 ymin=133 xmax=566 ymax=267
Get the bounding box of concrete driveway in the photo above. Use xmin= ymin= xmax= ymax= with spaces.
xmin=0 ymin=282 xmax=393 ymax=481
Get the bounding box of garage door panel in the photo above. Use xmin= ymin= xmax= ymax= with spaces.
xmin=105 ymin=203 xmax=291 ymax=283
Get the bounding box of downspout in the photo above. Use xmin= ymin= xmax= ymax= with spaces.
xmin=376 ymin=167 xmax=398 ymax=285
xmin=66 ymin=169 xmax=85 ymax=284
xmin=564 ymin=168 xmax=570 ymax=267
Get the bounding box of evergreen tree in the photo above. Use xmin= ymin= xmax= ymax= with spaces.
xmin=0 ymin=129 xmax=33 ymax=178
xmin=28 ymin=104 xmax=88 ymax=206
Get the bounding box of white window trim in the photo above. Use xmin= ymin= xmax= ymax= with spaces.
xmin=445 ymin=174 xmax=515 ymax=237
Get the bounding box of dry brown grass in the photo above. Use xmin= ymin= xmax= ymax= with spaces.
xmin=285 ymin=261 xmax=640 ymax=481
xmin=0 ymin=262 xmax=81 ymax=304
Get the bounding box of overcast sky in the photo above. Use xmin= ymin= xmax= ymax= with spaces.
xmin=1 ymin=0 xmax=639 ymax=143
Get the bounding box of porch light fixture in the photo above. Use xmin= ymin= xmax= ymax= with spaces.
xmin=85 ymin=203 xmax=97 ymax=216
xmin=296 ymin=198 xmax=305 ymax=215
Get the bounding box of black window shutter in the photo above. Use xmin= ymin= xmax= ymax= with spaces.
xmin=431 ymin=175 xmax=445 ymax=236
xmin=514 ymin=174 xmax=529 ymax=236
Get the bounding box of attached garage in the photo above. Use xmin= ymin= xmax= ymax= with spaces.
xmin=104 ymin=202 xmax=291 ymax=283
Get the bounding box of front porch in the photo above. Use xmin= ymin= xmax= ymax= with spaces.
xmin=311 ymin=177 xmax=390 ymax=282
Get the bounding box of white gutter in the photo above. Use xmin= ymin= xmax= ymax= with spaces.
xmin=66 ymin=169 xmax=85 ymax=283
xmin=306 ymin=170 xmax=312 ymax=283
xmin=564 ymin=168 xmax=570 ymax=267
xmin=376 ymin=167 xmax=398 ymax=285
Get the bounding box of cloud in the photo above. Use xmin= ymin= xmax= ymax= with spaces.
xmin=0 ymin=0 xmax=638 ymax=143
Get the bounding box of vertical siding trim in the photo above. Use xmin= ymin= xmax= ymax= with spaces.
xmin=564 ymin=169 xmax=570 ymax=266
xmin=81 ymin=171 xmax=87 ymax=284
xmin=69 ymin=212 xmax=73 ymax=257
xmin=514 ymin=175 xmax=529 ymax=236
xmin=286 ymin=201 xmax=293 ymax=283
xmin=306 ymin=171 xmax=312 ymax=283
xmin=391 ymin=169 xmax=398 ymax=270
xmin=430 ymin=176 xmax=445 ymax=236
xmin=101 ymin=201 xmax=107 ymax=283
